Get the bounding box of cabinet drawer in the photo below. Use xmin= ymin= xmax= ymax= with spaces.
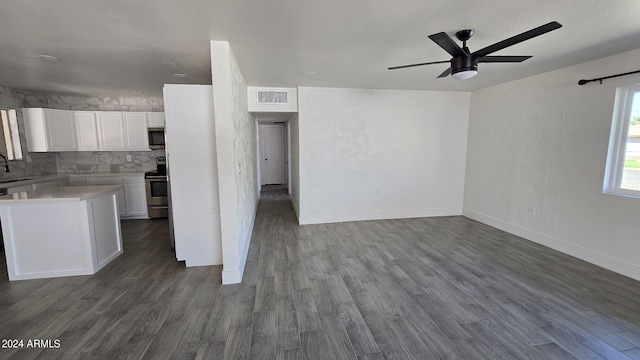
xmin=123 ymin=175 xmax=145 ymax=184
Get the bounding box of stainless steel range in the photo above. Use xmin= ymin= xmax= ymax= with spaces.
xmin=145 ymin=157 xmax=168 ymax=218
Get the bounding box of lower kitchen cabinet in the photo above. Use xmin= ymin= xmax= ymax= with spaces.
xmin=74 ymin=174 xmax=148 ymax=219
xmin=85 ymin=177 xmax=127 ymax=217
xmin=7 ymin=184 xmax=33 ymax=194
xmin=123 ymin=176 xmax=147 ymax=217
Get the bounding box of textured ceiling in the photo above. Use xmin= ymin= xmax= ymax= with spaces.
xmin=1 ymin=0 xmax=640 ymax=97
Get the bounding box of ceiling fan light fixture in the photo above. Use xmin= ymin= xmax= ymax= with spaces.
xmin=451 ymin=69 xmax=478 ymax=80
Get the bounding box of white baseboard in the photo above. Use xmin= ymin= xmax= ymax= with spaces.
xmin=463 ymin=208 xmax=640 ymax=282
xmin=222 ymin=198 xmax=259 ymax=285
xmin=222 ymin=268 xmax=242 ymax=284
xmin=299 ymin=207 xmax=462 ymax=225
xmin=290 ymin=198 xmax=300 ymax=223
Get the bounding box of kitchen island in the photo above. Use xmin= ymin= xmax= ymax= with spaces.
xmin=0 ymin=185 xmax=123 ymax=281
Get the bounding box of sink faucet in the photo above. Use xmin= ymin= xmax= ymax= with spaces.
xmin=0 ymin=154 xmax=9 ymax=173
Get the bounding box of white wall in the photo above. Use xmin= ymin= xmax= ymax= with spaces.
xmin=464 ymin=48 xmax=640 ymax=281
xmin=211 ymin=41 xmax=258 ymax=284
xmin=297 ymin=87 xmax=470 ymax=224
xmin=163 ymin=84 xmax=222 ymax=267
xmin=289 ymin=112 xmax=300 ymax=217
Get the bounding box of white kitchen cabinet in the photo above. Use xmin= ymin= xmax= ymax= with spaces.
xmin=123 ymin=176 xmax=147 ymax=217
xmin=7 ymin=184 xmax=33 ymax=194
xmin=66 ymin=177 xmax=87 ymax=186
xmin=148 ymin=112 xmax=165 ymax=127
xmin=24 ymin=108 xmax=153 ymax=152
xmin=69 ymin=174 xmax=148 ymax=219
xmin=32 ymin=180 xmax=58 ymax=191
xmin=75 ymin=112 xmax=99 ymax=150
xmin=23 ymin=108 xmax=76 ymax=152
xmin=45 ymin=109 xmax=77 ymax=151
xmin=97 ymin=112 xmax=126 ymax=150
xmin=123 ymin=113 xmax=150 ymax=150
xmin=85 ymin=176 xmax=126 ymax=216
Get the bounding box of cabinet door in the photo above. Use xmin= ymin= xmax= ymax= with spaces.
xmin=97 ymin=113 xmax=125 ymax=150
xmin=148 ymin=112 xmax=165 ymax=127
xmin=85 ymin=177 xmax=126 ymax=216
xmin=67 ymin=177 xmax=87 ymax=186
xmin=75 ymin=112 xmax=99 ymax=150
xmin=32 ymin=181 xmax=57 ymax=191
xmin=125 ymin=184 xmax=148 ymax=216
xmin=7 ymin=184 xmax=33 ymax=194
xmin=22 ymin=108 xmax=48 ymax=152
xmin=44 ymin=109 xmax=77 ymax=151
xmin=123 ymin=113 xmax=149 ymax=150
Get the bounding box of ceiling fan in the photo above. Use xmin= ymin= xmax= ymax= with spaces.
xmin=388 ymin=21 xmax=562 ymax=80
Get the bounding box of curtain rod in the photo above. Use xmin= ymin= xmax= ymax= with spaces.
xmin=578 ymin=69 xmax=640 ymax=85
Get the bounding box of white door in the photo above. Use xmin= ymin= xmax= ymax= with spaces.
xmin=260 ymin=125 xmax=285 ymax=185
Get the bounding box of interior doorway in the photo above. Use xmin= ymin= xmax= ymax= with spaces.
xmin=260 ymin=124 xmax=286 ymax=185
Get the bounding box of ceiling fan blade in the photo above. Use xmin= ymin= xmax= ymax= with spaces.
xmin=472 ymin=21 xmax=562 ymax=58
xmin=478 ymin=55 xmax=532 ymax=63
xmin=428 ymin=32 xmax=467 ymax=57
xmin=437 ymin=67 xmax=452 ymax=78
xmin=387 ymin=60 xmax=450 ymax=70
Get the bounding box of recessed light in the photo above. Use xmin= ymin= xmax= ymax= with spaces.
xmin=303 ymin=70 xmax=316 ymax=75
xmin=173 ymin=73 xmax=187 ymax=78
xmin=37 ymin=55 xmax=58 ymax=61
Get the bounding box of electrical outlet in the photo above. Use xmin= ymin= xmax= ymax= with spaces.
xmin=126 ymin=155 xmax=132 ymax=162
xmin=527 ymin=206 xmax=537 ymax=216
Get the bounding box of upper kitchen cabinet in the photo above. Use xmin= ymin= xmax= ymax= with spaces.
xmin=123 ymin=113 xmax=149 ymax=150
xmin=148 ymin=112 xmax=165 ymax=127
xmin=97 ymin=112 xmax=126 ymax=150
xmin=23 ymin=108 xmax=157 ymax=152
xmin=97 ymin=112 xmax=150 ymax=151
xmin=75 ymin=111 xmax=99 ymax=150
xmin=23 ymin=108 xmax=77 ymax=152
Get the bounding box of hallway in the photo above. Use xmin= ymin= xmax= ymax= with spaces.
xmin=1 ymin=187 xmax=640 ymax=359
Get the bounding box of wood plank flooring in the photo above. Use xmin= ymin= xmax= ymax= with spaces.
xmin=1 ymin=187 xmax=640 ymax=359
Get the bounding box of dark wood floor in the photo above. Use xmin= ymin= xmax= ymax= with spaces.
xmin=1 ymin=189 xmax=640 ymax=359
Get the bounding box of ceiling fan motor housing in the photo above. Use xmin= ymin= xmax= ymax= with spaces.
xmin=451 ymin=56 xmax=478 ymax=75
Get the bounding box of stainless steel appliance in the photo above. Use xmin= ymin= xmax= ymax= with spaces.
xmin=145 ymin=157 xmax=168 ymax=218
xmin=148 ymin=128 xmax=165 ymax=149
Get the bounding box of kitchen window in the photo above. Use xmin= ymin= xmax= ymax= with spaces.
xmin=604 ymin=84 xmax=640 ymax=197
xmin=0 ymin=108 xmax=22 ymax=160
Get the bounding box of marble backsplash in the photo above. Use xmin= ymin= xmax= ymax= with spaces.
xmin=15 ymin=91 xmax=164 ymax=112
xmin=0 ymin=85 xmax=166 ymax=176
xmin=56 ymin=150 xmax=166 ymax=174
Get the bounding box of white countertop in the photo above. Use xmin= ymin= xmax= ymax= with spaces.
xmin=0 ymin=172 xmax=147 ymax=189
xmin=0 ymin=185 xmax=124 ymax=204
xmin=68 ymin=172 xmax=146 ymax=177
xmin=0 ymin=174 xmax=68 ymax=189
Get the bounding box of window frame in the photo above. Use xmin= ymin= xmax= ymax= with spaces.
xmin=604 ymin=84 xmax=640 ymax=198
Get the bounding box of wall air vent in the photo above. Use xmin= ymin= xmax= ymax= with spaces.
xmin=257 ymin=91 xmax=289 ymax=104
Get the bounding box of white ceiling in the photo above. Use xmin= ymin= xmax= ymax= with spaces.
xmin=2 ymin=0 xmax=640 ymax=97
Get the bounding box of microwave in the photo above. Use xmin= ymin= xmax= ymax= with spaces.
xmin=148 ymin=128 xmax=165 ymax=149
